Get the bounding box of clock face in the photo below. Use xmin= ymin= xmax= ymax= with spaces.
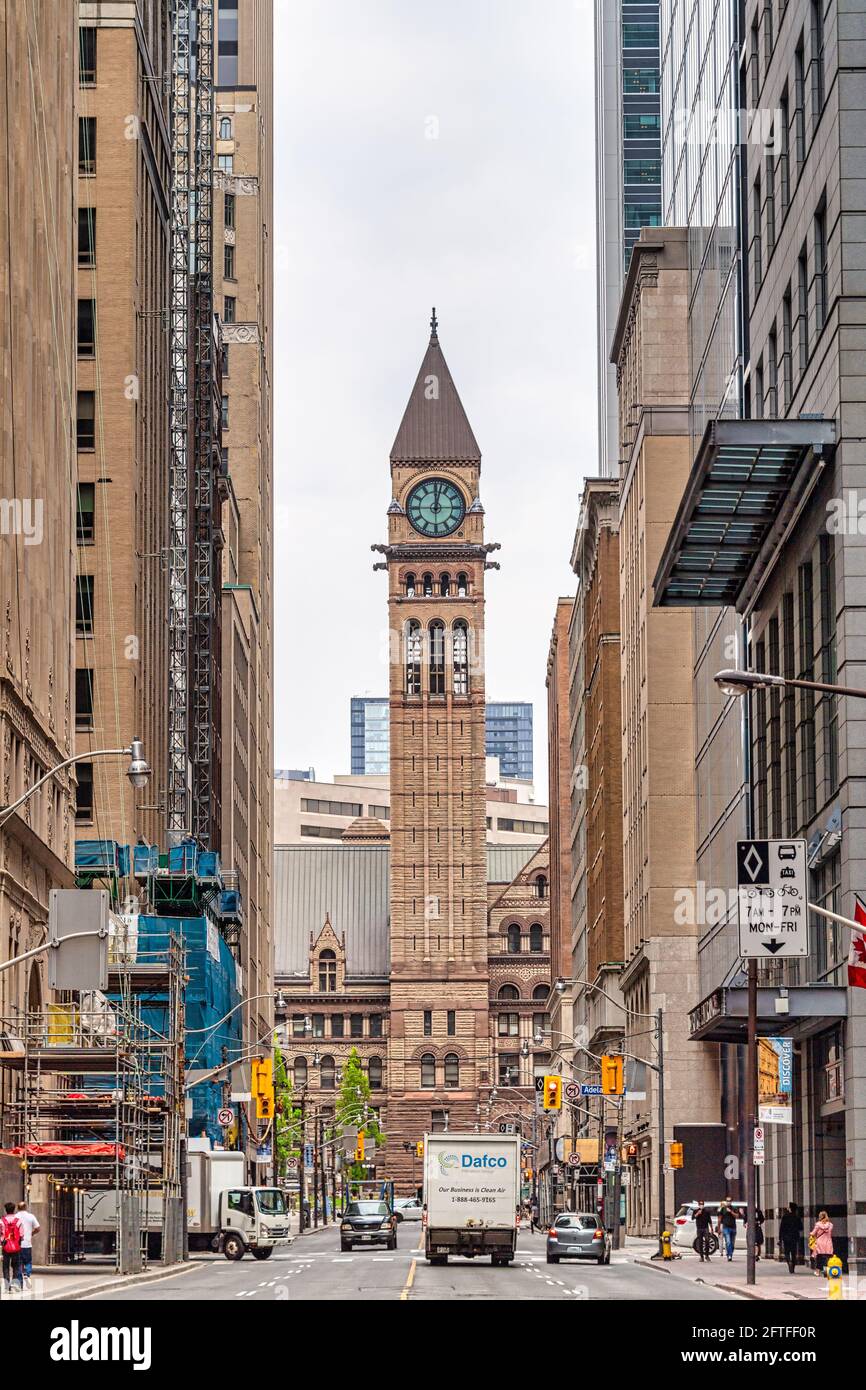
xmin=406 ymin=477 xmax=466 ymax=537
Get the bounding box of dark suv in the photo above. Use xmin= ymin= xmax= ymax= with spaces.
xmin=340 ymin=1200 xmax=397 ymax=1252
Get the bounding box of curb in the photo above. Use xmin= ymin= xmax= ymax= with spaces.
xmin=633 ymin=1255 xmax=817 ymax=1302
xmin=46 ymin=1259 xmax=201 ymax=1302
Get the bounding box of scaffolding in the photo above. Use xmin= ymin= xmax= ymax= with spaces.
xmin=0 ymin=933 xmax=184 ymax=1272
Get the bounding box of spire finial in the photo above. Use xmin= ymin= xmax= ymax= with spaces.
xmin=430 ymin=306 xmax=438 ymax=338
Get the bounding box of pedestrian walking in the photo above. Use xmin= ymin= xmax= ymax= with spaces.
xmin=754 ymin=1206 xmax=765 ymax=1260
xmin=530 ymin=1198 xmax=540 ymax=1233
xmin=779 ymin=1202 xmax=802 ymax=1274
xmin=693 ymin=1200 xmax=713 ymax=1262
xmin=15 ymin=1200 xmax=40 ymax=1288
xmin=809 ymin=1211 xmax=834 ymax=1276
xmin=718 ymin=1200 xmax=738 ymax=1261
xmin=1 ymin=1201 xmax=22 ymax=1295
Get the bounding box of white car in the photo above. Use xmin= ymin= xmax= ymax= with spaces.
xmin=672 ymin=1201 xmax=746 ymax=1253
xmin=393 ymin=1196 xmax=423 ymax=1222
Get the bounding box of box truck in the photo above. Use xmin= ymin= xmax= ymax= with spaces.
xmin=422 ymin=1132 xmax=521 ymax=1265
xmin=186 ymin=1147 xmax=292 ymax=1260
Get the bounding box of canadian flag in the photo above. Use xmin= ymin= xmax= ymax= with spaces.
xmin=847 ymin=898 xmax=866 ymax=988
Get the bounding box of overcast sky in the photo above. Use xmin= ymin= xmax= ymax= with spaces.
xmin=273 ymin=0 xmax=597 ymax=794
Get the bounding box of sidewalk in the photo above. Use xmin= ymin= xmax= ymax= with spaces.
xmin=1 ymin=1260 xmax=199 ymax=1302
xmin=629 ymin=1239 xmax=844 ymax=1301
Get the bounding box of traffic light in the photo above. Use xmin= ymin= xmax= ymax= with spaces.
xmin=252 ymin=1056 xmax=275 ymax=1120
xmin=542 ymin=1075 xmax=562 ymax=1111
xmin=354 ymin=1130 xmax=366 ymax=1162
xmin=600 ymin=1054 xmax=624 ymax=1096
xmin=415 ymin=1140 xmax=424 ymax=1158
xmin=625 ymin=1143 xmax=638 ymax=1167
xmin=669 ymin=1141 xmax=684 ymax=1169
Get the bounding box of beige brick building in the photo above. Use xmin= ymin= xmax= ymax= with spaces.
xmin=612 ymin=228 xmax=719 ymax=1235
xmin=74 ymin=3 xmax=170 ymax=848
xmin=0 ymin=0 xmax=77 ymax=1022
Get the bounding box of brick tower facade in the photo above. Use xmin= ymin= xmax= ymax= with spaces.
xmin=378 ymin=314 xmax=496 ymax=1189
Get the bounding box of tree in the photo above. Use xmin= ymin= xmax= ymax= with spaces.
xmin=274 ymin=1045 xmax=302 ymax=1181
xmin=333 ymin=1047 xmax=386 ymax=1182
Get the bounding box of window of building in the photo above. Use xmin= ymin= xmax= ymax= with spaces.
xmin=423 ymin=1009 xmax=432 ymax=1036
xmin=781 ymin=592 xmax=798 ymax=836
xmin=301 ymin=798 xmax=363 ymax=816
xmin=815 ymin=198 xmax=828 ymax=333
xmin=498 ymin=818 xmax=549 ymax=835
xmin=623 ymin=113 xmax=661 ymax=140
xmin=446 ymin=1010 xmax=455 ymax=1036
xmin=79 ymin=27 xmax=96 ymax=85
xmin=444 ymin=1054 xmax=459 ymax=1088
xmin=370 ymin=1013 xmax=383 ymax=1038
xmin=219 ymin=115 xmax=233 ymax=139
xmin=811 ymin=0 xmax=825 ymax=121
xmin=75 ymin=762 xmax=94 ymax=821
xmin=529 ymin=924 xmax=543 ymax=953
xmin=498 ymin=1054 xmax=519 ymax=1086
xmin=318 ymin=949 xmax=337 ymax=992
xmin=532 ymin=984 xmax=548 ymax=1002
xmin=368 ymin=1056 xmax=383 ymax=1089
xmin=76 ymin=575 xmax=94 ymax=635
xmin=456 ymin=572 xmax=468 ymax=597
xmin=75 ymin=668 xmax=94 ymax=730
xmin=794 ymin=34 xmax=806 ymax=169
xmin=331 ymin=1014 xmax=344 ymax=1037
xmin=368 ymin=805 xmax=390 ymax=819
xmin=498 ymin=985 xmax=519 ymax=1001
xmin=224 ymin=192 xmax=236 ymax=229
xmin=405 ymin=620 xmax=422 ymax=695
xmin=405 ymin=572 xmax=416 ymax=597
xmin=221 ymin=344 xmax=229 ymax=379
xmin=767 ymin=327 xmax=778 ymax=417
xmin=818 ymin=534 xmax=838 ymax=796
xmin=217 ymin=0 xmax=239 ymax=85
xmin=453 ymin=621 xmax=469 ymax=696
xmin=78 ymin=207 xmax=96 ymax=266
xmin=623 ymin=69 xmax=659 ymax=94
xmin=77 ymin=298 xmax=95 ymax=357
xmin=421 ymin=1054 xmax=436 ymax=1088
xmin=506 ymin=924 xmax=521 ymax=954
xmin=782 ymin=286 xmax=793 ymax=412
xmin=498 ymin=1012 xmax=519 ymax=1037
xmin=300 ymin=824 xmax=348 ymax=839
xmin=429 ymin=621 xmax=445 ymax=695
xmin=532 ymin=1012 xmax=550 ymax=1038
xmin=430 ymin=1109 xmax=449 ymax=1133
xmin=751 ymin=174 xmax=762 ymax=295
xmin=291 ymin=1015 xmax=306 ymax=1038
xmin=294 ymin=1056 xmax=308 ymax=1087
xmin=311 ymin=1013 xmax=324 ymax=1038
xmin=797 ymin=244 xmax=809 ymax=370
xmin=797 ymin=560 xmax=817 ymax=823
xmin=535 ymin=875 xmax=547 ymax=900
xmin=439 ymin=573 xmax=451 ymax=596
xmin=224 ymin=243 xmax=235 ymax=279
xmin=224 ymin=295 xmax=236 ymax=323
xmin=217 ymin=153 xmax=234 ymax=174
xmin=78 ymin=116 xmax=96 ymax=175
xmin=320 ymin=1055 xmax=335 ymax=1089
xmin=623 ymin=158 xmax=661 ymax=184
xmin=76 ymin=482 xmax=95 ymax=544
xmin=778 ymin=86 xmax=790 ymax=219
xmin=622 ymin=21 xmax=659 ymax=46
xmin=350 ymin=1013 xmax=363 ymax=1038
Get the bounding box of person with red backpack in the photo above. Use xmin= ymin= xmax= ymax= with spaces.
xmin=1 ymin=1201 xmax=23 ymax=1294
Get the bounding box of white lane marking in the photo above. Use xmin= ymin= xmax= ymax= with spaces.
xmin=332 ymin=1257 xmax=353 ymax=1263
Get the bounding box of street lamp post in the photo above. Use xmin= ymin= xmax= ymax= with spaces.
xmin=0 ymin=740 xmax=151 ymax=830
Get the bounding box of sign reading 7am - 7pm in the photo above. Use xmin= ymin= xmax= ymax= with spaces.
xmin=737 ymin=839 xmax=809 ymax=958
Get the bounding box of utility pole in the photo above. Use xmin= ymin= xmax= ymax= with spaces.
xmin=611 ymin=1095 xmax=624 ymax=1250
xmin=656 ymin=1007 xmax=666 ymax=1257
xmin=746 ymin=960 xmax=757 ymax=1285
xmin=311 ymin=1105 xmax=319 ymax=1230
xmin=318 ymin=1114 xmax=328 ymax=1227
xmin=298 ymin=1089 xmax=307 ymax=1231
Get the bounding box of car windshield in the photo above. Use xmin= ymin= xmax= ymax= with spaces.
xmin=555 ymin=1214 xmax=597 ymax=1230
xmin=347 ymin=1201 xmax=389 ymax=1217
xmin=256 ymin=1189 xmax=286 ymax=1215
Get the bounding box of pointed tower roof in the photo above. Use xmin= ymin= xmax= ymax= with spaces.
xmin=390 ymin=309 xmax=481 ymax=464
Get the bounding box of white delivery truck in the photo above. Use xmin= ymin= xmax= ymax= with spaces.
xmin=422 ymin=1132 xmax=521 ymax=1266
xmin=187 ymin=1145 xmax=292 ymax=1260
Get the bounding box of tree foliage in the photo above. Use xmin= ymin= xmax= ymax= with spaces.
xmin=333 ymin=1047 xmax=386 ymax=1181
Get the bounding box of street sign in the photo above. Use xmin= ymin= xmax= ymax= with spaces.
xmin=218 ymin=1107 xmax=234 ymax=1127
xmin=564 ymin=1082 xmax=581 ymax=1101
xmin=581 ymin=1084 xmax=603 ymax=1096
xmin=737 ymin=838 xmax=809 ymax=957
xmin=567 ymin=1153 xmax=581 ymax=1168
xmin=753 ymin=1125 xmax=765 ymax=1165
xmin=499 ymin=1122 xmax=520 ymax=1134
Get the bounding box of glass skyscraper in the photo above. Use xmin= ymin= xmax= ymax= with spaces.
xmin=350 ymin=698 xmax=533 ymax=780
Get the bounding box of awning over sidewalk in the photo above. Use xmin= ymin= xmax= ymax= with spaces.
xmin=689 ymin=983 xmax=847 ymax=1043
xmin=653 ymin=418 xmax=836 ymax=612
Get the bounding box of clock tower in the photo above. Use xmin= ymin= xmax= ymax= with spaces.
xmin=375 ymin=312 xmax=498 ymax=1187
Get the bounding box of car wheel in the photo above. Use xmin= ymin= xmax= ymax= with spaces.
xmin=388 ymin=1236 xmax=397 ymax=1251
xmin=340 ymin=1241 xmax=352 ymax=1252
xmin=429 ymin=1255 xmax=447 ymax=1266
xmin=251 ymin=1247 xmax=273 ymax=1261
xmin=223 ymin=1233 xmax=245 ymax=1262
xmin=547 ymin=1254 xmax=559 ymax=1264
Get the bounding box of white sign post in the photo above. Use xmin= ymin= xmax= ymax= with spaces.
xmin=737 ymin=839 xmax=809 ymax=958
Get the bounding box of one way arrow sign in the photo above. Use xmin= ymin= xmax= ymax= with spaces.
xmin=737 ymin=839 xmax=809 ymax=959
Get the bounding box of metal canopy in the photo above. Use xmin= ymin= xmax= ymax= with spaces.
xmin=689 ymin=983 xmax=847 ymax=1043
xmin=653 ymin=418 xmax=836 ymax=611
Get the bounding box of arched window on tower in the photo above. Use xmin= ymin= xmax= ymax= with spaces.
xmin=422 ymin=572 xmax=434 ymax=596
xmin=507 ymin=924 xmax=521 ymax=954
xmin=440 ymin=573 xmax=451 ymax=597
xmin=320 ymin=1055 xmax=335 ymax=1089
xmin=498 ymin=984 xmax=520 ymax=1000
xmin=535 ymin=875 xmax=548 ymax=900
xmin=457 ymin=572 xmax=469 ymax=597
xmin=421 ymin=1054 xmax=436 ymax=1089
xmin=453 ymin=621 xmax=469 ymax=696
xmin=429 ymin=621 xmax=446 ymax=695
xmin=444 ymin=1054 xmax=459 ymax=1088
xmin=532 ymin=984 xmax=549 ymax=1002
xmin=294 ymin=1056 xmax=308 ymax=1087
xmin=405 ymin=620 xmax=422 ymax=695
xmin=405 ymin=572 xmax=416 ymax=597
xmin=529 ymin=924 xmax=543 ymax=953
xmin=219 ymin=116 xmax=232 ymax=139
xmin=318 ymin=949 xmax=337 ymax=991
xmin=368 ymin=1056 xmax=383 ymax=1090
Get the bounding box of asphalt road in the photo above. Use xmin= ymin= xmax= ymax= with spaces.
xmin=93 ymin=1227 xmax=741 ymax=1302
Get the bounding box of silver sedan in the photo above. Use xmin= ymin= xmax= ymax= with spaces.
xmin=546 ymin=1212 xmax=612 ymax=1265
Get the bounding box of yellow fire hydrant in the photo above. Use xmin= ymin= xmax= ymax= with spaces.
xmin=661 ymin=1229 xmax=673 ymax=1260
xmin=826 ymin=1255 xmax=843 ymax=1300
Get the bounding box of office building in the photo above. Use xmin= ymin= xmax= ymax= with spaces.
xmin=349 ymin=696 xmax=534 ymax=781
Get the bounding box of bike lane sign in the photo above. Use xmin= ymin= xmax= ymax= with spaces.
xmin=737 ymin=838 xmax=809 ymax=958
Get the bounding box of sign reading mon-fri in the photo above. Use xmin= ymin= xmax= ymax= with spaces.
xmin=737 ymin=839 xmax=808 ymax=958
